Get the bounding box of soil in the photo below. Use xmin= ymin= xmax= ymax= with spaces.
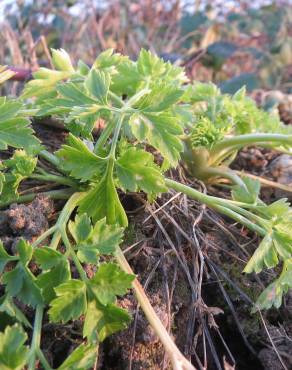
xmin=0 ymin=123 xmax=291 ymax=370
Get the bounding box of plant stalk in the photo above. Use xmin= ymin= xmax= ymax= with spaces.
xmin=30 ymin=173 xmax=77 ymax=188
xmin=115 ymin=247 xmax=196 ymax=370
xmin=198 ymin=166 xmax=248 ymax=188
xmin=28 ymin=305 xmax=46 ymax=370
xmin=49 ymin=192 xmax=86 ymax=250
xmin=61 ymin=228 xmax=88 ymax=281
xmin=165 ymin=178 xmax=266 ymax=236
xmin=0 ymin=188 xmax=73 ymax=209
xmin=210 ymin=133 xmax=292 ymax=157
xmin=39 ymin=150 xmax=61 ymax=167
xmin=94 ymin=119 xmax=115 ymax=154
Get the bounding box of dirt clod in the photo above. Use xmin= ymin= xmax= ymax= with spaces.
xmin=0 ymin=195 xmax=54 ymax=247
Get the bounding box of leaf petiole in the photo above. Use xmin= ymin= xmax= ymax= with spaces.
xmin=165 ymin=178 xmax=266 ymax=236
xmin=210 ymin=133 xmax=292 ymax=159
xmin=60 ymin=228 xmax=88 ymax=281
xmin=27 ymin=305 xmax=50 ymax=370
xmin=30 ymin=173 xmax=78 ymax=188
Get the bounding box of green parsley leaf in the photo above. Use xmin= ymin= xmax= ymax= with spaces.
xmin=17 ymin=239 xmax=33 ymax=264
xmin=93 ymin=48 xmax=127 ymax=72
xmin=0 ymin=324 xmax=29 ymax=370
xmin=85 ymin=69 xmax=111 ymax=104
xmin=0 ymin=295 xmax=31 ymax=328
xmin=89 ymin=218 xmax=123 ymax=255
xmin=0 ymin=241 xmax=16 ymax=274
xmin=129 ymin=112 xmax=183 ymax=166
xmin=34 ymin=247 xmax=66 ymax=270
xmin=79 ymin=167 xmax=128 ymax=227
xmin=243 ymin=234 xmax=278 ymax=273
xmin=0 ymin=174 xmax=22 ymax=204
xmin=0 ymin=98 xmax=40 ymax=151
xmin=57 ymin=343 xmax=97 ymax=370
xmin=49 ymin=280 xmax=87 ymax=323
xmin=51 ymin=48 xmax=75 ymax=73
xmin=4 ymin=150 xmax=37 ymax=177
xmin=83 ymin=299 xmax=131 ymax=342
xmin=37 ymin=261 xmax=71 ymax=303
xmin=116 ymin=147 xmax=167 ymax=194
xmin=68 ymin=214 xmax=92 ymax=243
xmin=57 ymin=82 xmax=97 ymax=105
xmin=133 ymin=83 xmax=183 ymax=112
xmin=69 ymin=216 xmax=123 ymax=264
xmin=232 ymin=177 xmax=261 ymax=204
xmin=35 ymin=249 xmax=71 ymax=303
xmin=2 ymin=263 xmax=43 ymax=308
xmin=137 ymin=49 xmax=186 ymax=84
xmin=56 ymin=134 xmax=106 ymax=182
xmin=255 ymin=258 xmax=292 ymax=310
xmin=2 ymin=240 xmax=43 ymax=307
xmin=89 ymin=263 xmax=135 ymax=305
xmin=22 ymin=49 xmax=75 ymax=99
xmin=111 ymin=60 xmax=141 ymax=96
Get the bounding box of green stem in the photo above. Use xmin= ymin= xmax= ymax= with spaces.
xmin=50 ymin=232 xmax=62 ymax=250
xmin=199 ymin=166 xmax=248 ymax=188
xmin=31 ymin=226 xmax=57 ymax=248
xmin=55 ymin=192 xmax=86 ymax=227
xmin=211 ymin=203 xmax=266 ymax=235
xmin=0 ymin=189 xmax=73 ymax=209
xmin=94 ymin=119 xmax=115 ymax=154
xmin=30 ymin=173 xmax=77 ymax=188
xmin=28 ymin=305 xmax=45 ymax=370
xmin=109 ymin=113 xmax=125 ymax=158
xmin=39 ymin=150 xmax=60 ymax=167
xmin=50 ymin=192 xmax=86 ymax=250
xmin=210 ymin=133 xmax=292 ymax=157
xmin=36 ymin=348 xmax=52 ymax=370
xmin=165 ymin=178 xmax=266 ymax=236
xmin=61 ymin=228 xmax=88 ymax=281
